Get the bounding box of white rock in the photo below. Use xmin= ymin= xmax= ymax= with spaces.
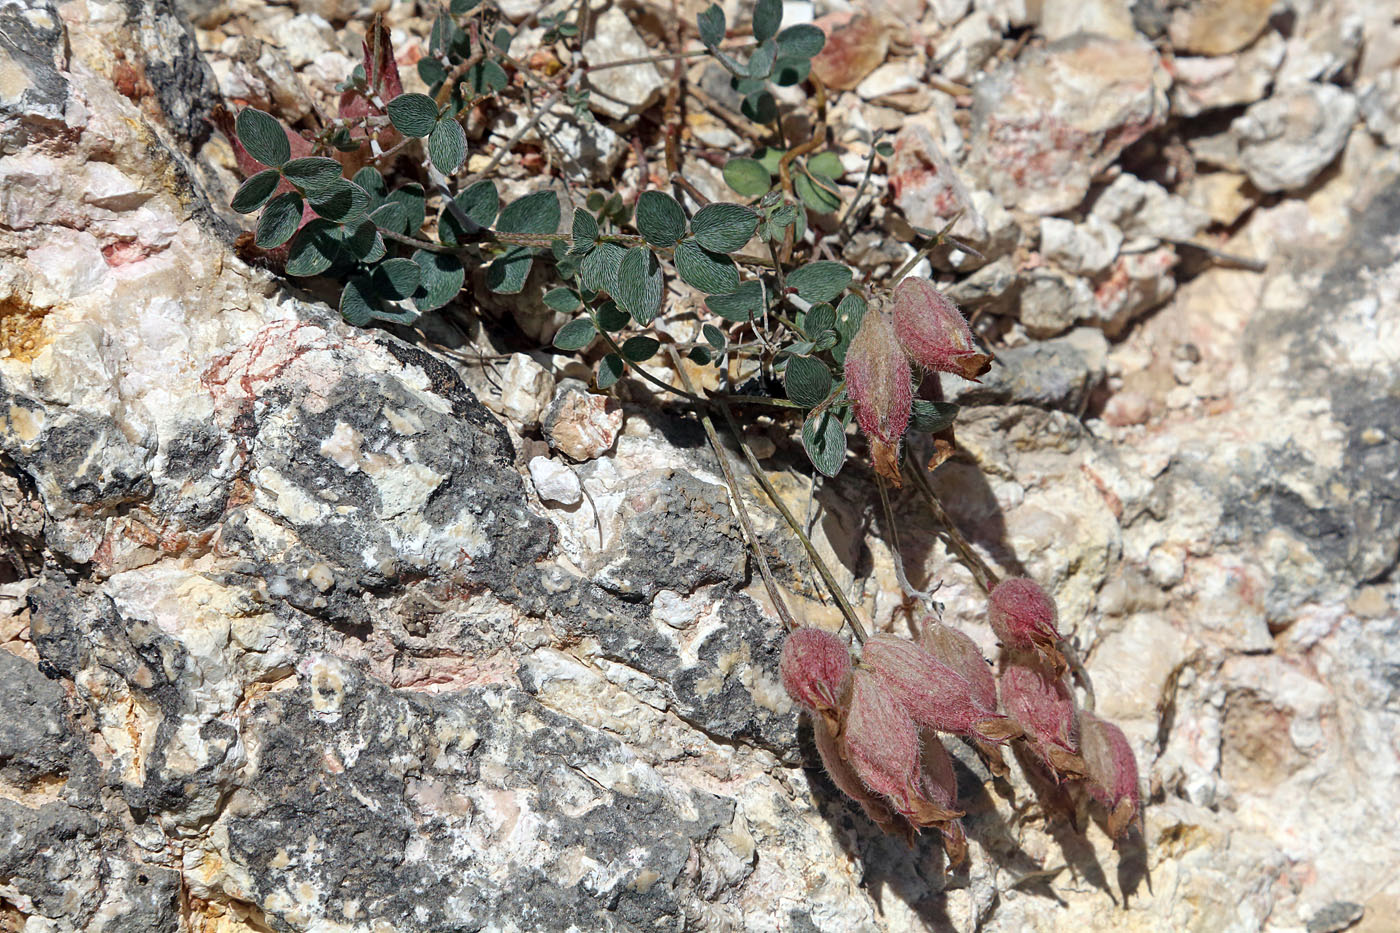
xmin=934 ymin=11 xmax=1001 ymax=84
xmin=533 ymin=107 xmax=627 ymax=182
xmin=1091 ymin=172 xmax=1210 ymax=244
xmin=80 ymin=161 xmax=147 ymax=211
xmin=528 ymin=456 xmax=582 ymax=505
xmin=1360 ymin=70 xmax=1400 ymax=147
xmin=1232 ymin=83 xmax=1358 ymax=193
xmin=543 ymin=380 xmax=623 ymax=461
xmin=582 ymin=8 xmax=666 ymax=120
xmin=1039 ymin=0 xmax=1135 ymax=42
xmin=278 ymin=13 xmax=338 ymax=68
xmin=929 ymin=0 xmax=972 ymax=27
xmin=1171 ymin=32 xmax=1286 ymax=118
xmin=975 ymin=0 xmax=1037 ymax=30
xmin=1039 ymin=214 xmax=1123 ymax=275
xmin=855 ymin=62 xmax=921 ymax=100
xmin=484 ymin=353 xmax=555 ymax=427
xmin=888 ymin=121 xmax=988 ymax=242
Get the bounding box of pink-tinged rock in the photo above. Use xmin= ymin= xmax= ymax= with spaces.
xmin=970 ymin=36 xmax=1169 ymax=216
xmin=1091 ymin=246 xmax=1178 ymax=337
xmin=542 ymin=380 xmax=623 ymax=461
xmin=1171 ymin=33 xmax=1285 ymax=118
xmin=810 ymin=13 xmax=889 ymax=91
xmin=889 ymin=123 xmax=987 ymax=241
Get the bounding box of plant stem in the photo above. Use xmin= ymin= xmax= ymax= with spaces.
xmin=907 ymin=460 xmax=999 ymax=594
xmin=667 ymin=347 xmax=798 ymax=633
xmin=596 ymin=328 xmax=704 ymax=403
xmin=583 ymin=43 xmax=756 ymax=74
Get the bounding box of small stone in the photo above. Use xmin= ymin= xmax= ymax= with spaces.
xmin=278 ymin=13 xmax=338 ymax=68
xmin=533 ymin=107 xmax=626 ymax=182
xmin=1018 ymin=269 xmax=1096 ymax=339
xmin=970 ymin=36 xmax=1169 ymax=216
xmin=933 ymin=11 xmax=1001 ymax=84
xmin=1276 ymin=13 xmax=1363 ymax=88
xmin=1168 ymin=0 xmax=1273 ymax=56
xmin=1091 ymin=173 xmax=1210 ymax=244
xmin=1184 ymin=172 xmax=1253 ymax=226
xmin=948 ymin=327 xmax=1108 ymax=412
xmin=528 ymin=456 xmax=582 ymax=505
xmin=1039 ymin=0 xmax=1136 ymax=42
xmin=1360 ymin=70 xmax=1400 ymax=147
xmin=484 ymin=353 xmax=555 ymax=427
xmin=888 ymin=122 xmax=987 ymax=241
xmin=1090 ymin=246 xmax=1178 ymax=336
xmin=1171 ymin=32 xmax=1286 ymax=118
xmin=1165 ymin=384 xmax=1195 ymax=410
xmin=929 ymin=0 xmax=971 ymax=26
xmin=1039 ymin=215 xmax=1123 ymax=275
xmin=975 ymin=0 xmax=1037 ymax=30
xmin=1102 ymin=390 xmax=1150 ymax=426
xmin=1306 ymin=901 xmax=1364 ymax=933
xmin=855 ymin=62 xmax=922 ymax=101
xmin=810 ymin=13 xmax=889 ymax=91
xmin=1232 ymin=83 xmax=1358 ymax=193
xmin=582 ymin=8 xmax=665 ymax=120
xmin=542 ymin=380 xmax=623 ymax=461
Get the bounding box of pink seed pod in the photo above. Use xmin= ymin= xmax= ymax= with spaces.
xmin=988 ymin=577 xmax=1062 ymax=651
xmin=811 ymin=715 xmax=912 ymax=844
xmin=999 ymin=650 xmax=1085 ymax=778
xmin=780 ymin=628 xmax=852 ymax=718
xmin=919 ymin=620 xmax=998 ymax=713
xmin=920 ymin=735 xmax=968 ymax=865
xmin=843 ymin=309 xmax=913 ymax=485
xmin=1079 ymin=712 xmax=1141 ymax=839
xmin=890 ymin=277 xmax=992 ymax=383
xmin=863 ymin=634 xmax=1012 ymax=743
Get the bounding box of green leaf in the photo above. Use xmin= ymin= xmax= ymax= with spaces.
xmin=875 ymin=140 xmax=895 ymax=158
xmin=741 ymin=89 xmax=778 ymax=124
xmin=372 ymin=258 xmax=422 ymax=299
xmin=909 ymin=400 xmax=959 ymax=434
xmin=369 ymin=201 xmax=407 ymax=236
xmin=465 ymin=59 xmax=509 ymax=95
xmin=387 ymin=92 xmax=439 ymax=136
xmin=340 ymin=276 xmax=377 ymax=326
xmin=487 ymin=245 xmax=534 ymax=294
xmin=689 ymin=346 xmax=713 ymax=365
xmin=235 ymin=108 xmax=290 ymax=167
xmin=702 ymin=324 xmax=726 ymax=350
xmin=571 ymin=209 xmax=599 ymax=253
xmin=794 ymin=170 xmax=841 ymax=213
xmin=621 ymin=335 xmax=660 ymax=362
xmin=418 ymin=57 xmax=448 ymax=87
xmin=428 ymin=117 xmax=467 ymax=175
xmin=498 ymin=190 xmax=560 ymax=235
xmin=439 ymin=180 xmax=499 ymax=245
xmin=704 ymin=281 xmax=764 ymax=323
xmin=336 ymin=217 xmax=384 ymax=263
xmin=596 ymin=300 xmax=630 ymax=332
xmin=756 ymin=147 xmax=785 ymax=175
xmin=807 ymin=151 xmax=844 ymax=179
xmin=776 ymin=23 xmax=826 ymax=59
xmin=544 ymin=287 xmax=582 ymax=313
xmin=282 ymin=157 xmax=344 ymax=195
xmin=697 ymin=3 xmax=725 ymax=46
xmin=748 ymin=39 xmax=777 ymax=78
xmin=772 ymin=56 xmax=811 ymax=86
xmin=803 ymin=303 xmax=836 ymax=339
xmin=596 ymin=353 xmax=625 ymax=389
xmin=674 ymin=240 xmax=740 ymax=294
xmin=387 ymin=184 xmax=426 ymax=234
xmin=833 ymin=293 xmax=866 ymax=364
xmin=308 ymin=178 xmax=371 ymax=223
xmin=553 ymin=317 xmax=596 ymax=351
xmin=784 ymin=356 xmax=832 ymax=408
xmin=232 ymin=170 xmax=281 ymax=214
xmin=616 ymin=246 xmax=664 ymax=325
xmin=255 ymin=192 xmax=303 ymax=249
xmin=635 ymin=191 xmax=687 ymax=248
xmin=691 ymin=203 xmax=758 ymax=253
xmin=352 ymin=167 xmax=388 ymax=208
xmin=787 ymin=261 xmax=852 ymax=302
xmin=723 ymin=158 xmax=772 ymax=198
xmin=284 ymin=218 xmax=340 ymax=276
xmin=493 ymin=26 xmax=512 ymax=52
xmin=580 ymin=240 xmax=626 ymax=294
xmin=752 ymin=0 xmax=782 ymax=42
xmin=802 ymin=410 xmax=846 ymax=477
xmin=412 ymin=250 xmax=465 ymax=312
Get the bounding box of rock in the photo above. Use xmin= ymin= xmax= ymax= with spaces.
xmin=855 ymin=61 xmax=923 ymax=101
xmin=810 ymin=13 xmax=889 ymax=91
xmin=1091 ymin=172 xmax=1211 ymax=244
xmin=970 ymin=35 xmax=1170 ymax=215
xmin=933 ymin=10 xmax=1002 ymax=84
xmin=1276 ymin=11 xmax=1364 ymax=88
xmin=483 ymin=353 xmax=555 ymax=427
xmin=542 ymin=380 xmax=623 ymax=461
xmin=1090 ymin=245 xmax=1178 ymax=335
xmin=974 ymin=0 xmax=1038 ymax=30
xmin=1171 ymin=31 xmax=1286 ymax=118
xmin=1168 ymin=0 xmax=1273 ymax=56
xmin=1232 ymin=83 xmax=1359 ymax=193
xmin=0 ymin=1 xmax=67 ymax=154
xmin=528 ymin=455 xmax=582 ymax=505
xmin=889 ymin=121 xmax=988 ymax=240
xmin=1184 ymin=171 xmax=1254 ymax=226
xmin=930 ymin=0 xmax=972 ymax=26
xmin=1039 ymin=0 xmax=1136 ymax=42
xmin=945 ymin=255 xmax=1023 ymax=314
xmin=582 ymin=8 xmax=665 ymax=121
xmin=276 ymin=13 xmax=339 ymax=68
xmin=949 ymin=327 xmax=1108 ymax=411
xmin=1360 ymin=70 xmax=1400 ymax=147
xmin=1039 ymin=214 xmax=1123 ymax=275
xmin=533 ymin=106 xmax=627 ymax=182
xmin=1018 ymin=267 xmax=1096 ymax=337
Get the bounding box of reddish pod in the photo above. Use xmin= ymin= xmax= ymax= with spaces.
xmin=920 ymin=734 xmax=968 ymax=866
xmin=999 ymin=650 xmax=1085 ymax=779
xmin=863 ymin=634 xmax=1013 ymax=742
xmin=844 ymin=309 xmax=913 ymax=485
xmin=890 ymin=277 xmax=992 ymax=382
xmin=780 ymin=627 xmax=852 ymax=727
xmin=987 ymin=577 xmax=1062 ymax=651
xmin=1080 ymin=712 xmax=1142 ymax=839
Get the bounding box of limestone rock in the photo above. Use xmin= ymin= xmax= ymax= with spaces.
xmin=582 ymin=8 xmax=665 ymax=120
xmin=1039 ymin=215 xmax=1123 ymax=275
xmin=1171 ymin=31 xmax=1286 ymax=118
xmin=1233 ymin=83 xmax=1359 ymax=193
xmin=1039 ymin=0 xmax=1136 ymax=42
xmin=528 ymin=455 xmax=582 ymax=505
xmin=543 ymin=380 xmax=623 ymax=461
xmin=889 ymin=121 xmax=987 ymax=241
xmin=1091 ymin=173 xmax=1211 ymax=244
xmin=810 ymin=13 xmax=889 ymax=91
xmin=1168 ymin=0 xmax=1273 ymax=56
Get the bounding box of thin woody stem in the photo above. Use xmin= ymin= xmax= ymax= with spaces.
xmin=667 ymin=347 xmax=798 ymax=632
xmin=907 ymin=460 xmax=999 ymax=594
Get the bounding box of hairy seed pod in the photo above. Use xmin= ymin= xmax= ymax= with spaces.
xmin=988 ymin=577 xmax=1062 ymax=651
xmin=811 ymin=715 xmax=913 ymax=844
xmin=919 ymin=733 xmax=968 ymax=865
xmin=844 ymin=309 xmax=913 ymax=485
xmin=891 ymin=277 xmax=992 ymax=382
xmin=863 ymin=634 xmax=1012 ymax=742
xmin=919 ymin=620 xmax=997 ymax=713
xmin=780 ymin=628 xmax=852 ymax=720
xmin=1080 ymin=712 xmax=1141 ymax=839
xmin=999 ymin=650 xmax=1085 ymax=779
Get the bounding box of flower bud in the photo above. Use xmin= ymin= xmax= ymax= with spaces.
xmin=891 ymin=277 xmax=992 ymax=382
xmin=1079 ymin=712 xmax=1141 ymax=839
xmin=780 ymin=628 xmax=851 ymax=722
xmin=988 ymin=578 xmax=1062 ymax=651
xmin=999 ymin=650 xmax=1085 ymax=779
xmin=863 ymin=634 xmax=1012 ymax=743
xmin=844 ymin=669 xmax=960 ymax=826
xmin=844 ymin=309 xmax=913 ymax=485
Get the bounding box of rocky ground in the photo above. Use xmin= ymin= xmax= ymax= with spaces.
xmin=2 ymin=0 xmax=1399 ymax=930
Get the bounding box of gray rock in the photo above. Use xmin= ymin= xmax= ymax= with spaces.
xmin=582 ymin=8 xmax=666 ymax=120
xmin=1360 ymin=70 xmax=1400 ymax=147
xmin=0 ymin=0 xmax=67 ymax=154
xmin=1017 ymin=267 xmax=1096 ymax=337
xmin=1090 ymin=173 xmax=1211 ymax=244
xmin=950 ymin=328 xmax=1109 ymax=412
xmin=1232 ymin=83 xmax=1359 ymax=193
xmin=1039 ymin=215 xmax=1123 ymax=275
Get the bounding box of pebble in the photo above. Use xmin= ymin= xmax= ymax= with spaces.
xmin=1232 ymin=83 xmax=1358 ymax=192
xmin=582 ymin=8 xmax=666 ymax=120
xmin=528 ymin=456 xmax=582 ymax=505
xmin=542 ymin=380 xmax=623 ymax=461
